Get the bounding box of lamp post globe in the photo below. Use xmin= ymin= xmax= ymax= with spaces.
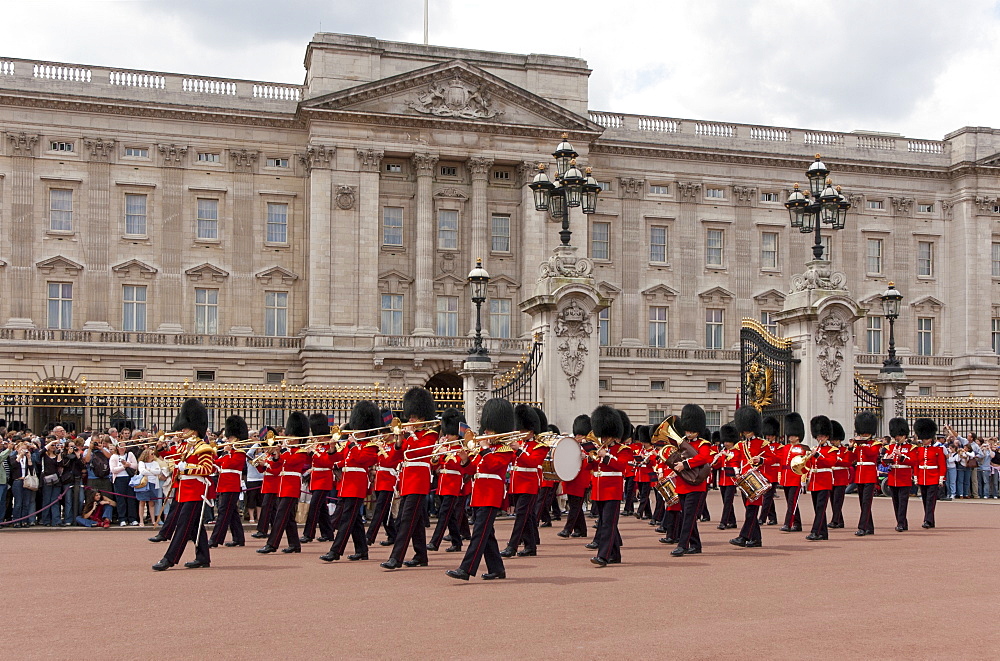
xmin=879 ymin=282 xmax=904 ymax=373
xmin=467 ymin=258 xmax=491 ymax=362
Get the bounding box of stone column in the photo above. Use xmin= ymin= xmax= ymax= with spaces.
xmin=518 ymin=162 xmax=546 ymax=327
xmin=80 ymin=138 xmax=115 ymax=331
xmin=5 ymin=133 xmax=39 ymax=328
xmin=732 ymin=185 xmax=757 ymax=325
xmin=301 ymin=145 xmax=335 ymax=340
xmin=156 ymin=144 xmax=188 ymax=334
xmin=467 ymin=157 xmax=493 ymax=335
xmin=229 ymin=148 xmax=259 ymax=335
xmin=412 ymin=153 xmax=439 ymax=336
xmin=873 ymin=372 xmax=911 ymax=431
xmin=618 ymin=177 xmax=644 ymax=346
xmin=675 ymin=181 xmax=702 ymax=347
xmin=356 ymin=148 xmax=384 ymax=335
xmin=460 ymin=360 xmax=497 ymax=432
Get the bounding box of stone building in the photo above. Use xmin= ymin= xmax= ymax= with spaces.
xmin=1 ymin=33 xmax=999 ymax=430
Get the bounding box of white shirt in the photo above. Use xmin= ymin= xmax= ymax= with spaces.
xmin=109 ymin=452 xmax=137 ymax=479
xmin=137 ymin=461 xmax=167 ymax=488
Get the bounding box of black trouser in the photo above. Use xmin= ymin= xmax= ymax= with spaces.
xmin=458 ymin=495 xmax=471 ymax=539
xmin=209 ymin=491 xmax=244 ymax=545
xmin=459 ymin=506 xmax=503 ymax=576
xmin=157 ymin=491 xmax=181 ymax=540
xmin=830 ymin=485 xmax=847 ymax=526
xmin=330 ymin=496 xmax=367 ymax=556
xmin=635 ymin=482 xmax=652 ymax=519
xmin=719 ymin=485 xmax=737 ymax=527
xmin=303 ymin=489 xmax=334 ymax=540
xmin=889 ymin=484 xmax=909 ymax=529
xmin=266 ymin=496 xmax=300 ymax=550
xmin=920 ymin=484 xmax=939 ymax=526
xmin=256 ymin=492 xmax=276 ymax=535
xmin=856 ymin=482 xmax=875 ymax=533
xmin=536 ymin=486 xmax=557 ymax=525
xmin=652 ymin=489 xmax=665 ymax=525
xmin=113 ymin=476 xmax=138 ymax=524
xmin=366 ymin=490 xmax=396 ymax=544
xmin=740 ymin=503 xmax=761 ymax=542
xmin=592 ymin=499 xmax=622 ymax=562
xmin=622 ymin=478 xmax=636 ymax=514
xmin=162 ymin=500 xmax=209 ymax=566
xmin=389 ymin=494 xmax=428 ymax=563
xmin=783 ymin=485 xmax=802 ymax=528
xmin=810 ymin=489 xmax=829 ymax=536
xmin=677 ymin=491 xmax=706 ymax=551
xmin=430 ymin=494 xmax=464 ymax=550
xmin=664 ymin=509 xmax=681 ymax=540
xmin=505 ymin=492 xmax=538 ymax=552
xmin=758 ymin=483 xmax=778 ymax=524
xmin=562 ymin=494 xmax=589 ymax=537
xmin=700 ymin=498 xmax=711 ymax=521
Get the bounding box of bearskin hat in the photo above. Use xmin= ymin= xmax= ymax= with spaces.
xmin=224 ymin=415 xmax=249 ymax=442
xmin=514 ymin=404 xmax=541 ymax=434
xmin=679 ymin=404 xmax=706 ymax=434
xmin=784 ymin=412 xmax=805 ymax=440
xmin=761 ymin=416 xmax=780 ymax=438
xmin=617 ymin=409 xmax=633 ymax=442
xmin=719 ymin=423 xmax=739 ymax=445
xmin=591 ymin=405 xmax=624 ymax=440
xmin=441 ymin=407 xmax=464 ymax=437
xmin=854 ymin=411 xmax=878 ymax=436
xmin=349 ymin=401 xmax=381 ymax=434
xmin=548 ymin=424 xmax=561 ymax=435
xmin=172 ymin=398 xmax=208 ymax=438
xmin=479 ymin=398 xmax=515 ymax=435
xmin=810 ymin=415 xmax=832 ymax=439
xmin=889 ymin=417 xmax=911 ymax=439
xmin=711 ymin=430 xmax=720 ymax=445
xmin=308 ymin=413 xmax=330 ymax=437
xmin=402 ymin=386 xmax=436 ymax=421
xmin=913 ymin=417 xmax=937 ymax=440
xmin=572 ymin=414 xmax=592 ymax=437
xmin=830 ymin=420 xmax=846 ymax=442
xmin=734 ymin=406 xmax=762 ymax=436
xmin=533 ymin=407 xmax=549 ymax=435
xmin=284 ymin=411 xmax=310 ymax=438
xmin=636 ymin=424 xmax=651 ymax=444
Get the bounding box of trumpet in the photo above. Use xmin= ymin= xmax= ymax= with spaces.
xmin=790 ymin=442 xmax=827 ymax=476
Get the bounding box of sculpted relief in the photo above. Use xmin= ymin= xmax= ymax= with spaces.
xmin=408 ymin=77 xmax=504 ymax=120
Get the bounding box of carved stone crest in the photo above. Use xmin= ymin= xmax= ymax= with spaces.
xmin=408 ymin=77 xmax=503 ymax=120
xmin=336 ymin=185 xmax=357 ymax=210
xmin=815 ymin=312 xmax=850 ymax=403
xmin=790 ymin=260 xmax=848 ymax=294
xmin=539 ymin=246 xmax=593 ymax=281
xmin=158 ymin=143 xmax=188 ymax=164
xmin=555 ymin=299 xmax=593 ymax=400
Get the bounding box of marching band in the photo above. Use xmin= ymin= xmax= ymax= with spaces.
xmin=148 ymin=391 xmax=952 ymax=578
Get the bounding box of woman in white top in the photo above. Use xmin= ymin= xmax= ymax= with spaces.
xmin=109 ymin=442 xmax=139 ymax=526
xmin=137 ymin=448 xmax=168 ymax=526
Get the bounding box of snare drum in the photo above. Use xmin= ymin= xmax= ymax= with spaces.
xmin=653 ymin=475 xmax=679 ymax=507
xmin=541 ymin=437 xmax=582 ymax=482
xmin=735 ymin=467 xmax=770 ymax=501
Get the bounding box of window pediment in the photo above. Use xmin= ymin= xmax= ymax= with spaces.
xmin=910 ymin=295 xmax=944 ymax=313
xmin=184 ymin=263 xmax=229 ymax=282
xmin=752 ymin=288 xmax=785 ymax=306
xmin=36 ymin=255 xmax=84 ymax=276
xmin=379 ymin=269 xmax=413 ymax=293
xmin=255 ymin=266 xmax=299 ymax=285
xmin=641 ymin=284 xmax=679 ymax=302
xmin=112 ymin=259 xmax=158 ymax=280
xmin=698 ymin=286 xmax=735 ymax=304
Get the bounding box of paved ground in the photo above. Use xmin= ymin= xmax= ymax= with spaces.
xmin=5 ymin=492 xmax=999 ymax=660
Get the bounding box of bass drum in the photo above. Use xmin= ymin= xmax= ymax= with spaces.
xmin=541 ymin=437 xmax=582 ymax=482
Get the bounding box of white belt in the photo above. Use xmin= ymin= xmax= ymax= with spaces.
xmin=474 ymin=473 xmax=502 ymax=480
xmin=342 ymin=467 xmax=367 ymax=473
xmin=857 ymin=462 xmax=876 ymax=466
xmin=280 ymin=471 xmax=302 ymax=477
xmin=312 ymin=467 xmax=332 ymax=472
xmin=811 ymin=468 xmax=832 ymax=473
xmin=440 ymin=469 xmax=462 ymax=476
xmin=403 ymin=461 xmax=431 ymax=469
xmin=377 ymin=467 xmax=398 ymax=476
xmin=833 ymin=467 xmax=849 ymax=471
xmin=769 ymin=463 xmax=781 ymax=468
xmin=594 ymin=471 xmax=623 ymax=477
xmin=180 ymin=475 xmax=210 ymax=484
xmin=918 ymin=465 xmax=938 ymax=469
xmin=218 ymin=469 xmax=241 ymax=475
xmin=891 ymin=465 xmax=910 ymax=469
xmin=513 ymin=467 xmax=539 ymax=473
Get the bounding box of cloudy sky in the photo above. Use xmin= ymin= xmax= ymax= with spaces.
xmin=3 ymin=0 xmax=999 ymax=139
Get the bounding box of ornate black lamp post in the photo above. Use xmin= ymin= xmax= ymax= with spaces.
xmin=467 ymin=258 xmax=491 ymax=362
xmin=784 ymin=155 xmax=851 ymax=260
xmin=879 ymin=281 xmax=904 ymax=373
xmin=528 ymin=133 xmax=601 ymax=246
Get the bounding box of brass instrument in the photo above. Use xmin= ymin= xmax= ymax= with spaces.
xmin=790 ymin=443 xmax=826 ymax=476
xmin=419 ymin=430 xmax=527 ymax=461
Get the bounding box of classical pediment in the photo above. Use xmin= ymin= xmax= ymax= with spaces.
xmin=910 ymin=295 xmax=944 ymax=312
xmin=641 ymin=284 xmax=679 ymax=300
xmin=36 ymin=255 xmax=84 ymax=275
xmin=112 ymin=259 xmax=158 ymax=279
xmin=753 ymin=288 xmax=786 ymax=305
xmin=184 ymin=263 xmax=229 ymax=282
xmin=432 ymin=272 xmax=465 ymax=296
xmin=255 ymin=266 xmax=299 ymax=285
xmin=698 ymin=286 xmax=735 ymax=303
xmin=597 ymin=281 xmax=622 ymax=299
xmin=488 ymin=274 xmax=520 ymax=297
xmin=378 ymin=269 xmax=414 ymax=293
xmin=300 ymin=60 xmax=601 ymax=135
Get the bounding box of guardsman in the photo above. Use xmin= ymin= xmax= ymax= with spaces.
xmin=321 ymin=401 xmax=381 ymax=562
xmin=669 ymin=405 xmax=713 ymax=557
xmin=557 ymin=414 xmax=592 ymax=539
xmin=446 ymin=398 xmax=517 ymax=581
xmin=732 ymin=406 xmax=768 ymax=546
xmin=258 ymin=412 xmax=311 ymax=554
xmin=912 ymin=418 xmax=946 ymax=528
xmin=147 ymin=433 xmax=190 ymax=544
xmin=883 ymin=417 xmax=916 ymax=532
xmin=805 ymin=415 xmax=836 ymax=541
xmin=778 ymin=413 xmax=807 ymax=532
xmin=757 ymin=416 xmax=782 ymax=527
xmin=713 ymin=425 xmax=740 ymax=530
xmin=534 ymin=410 xmax=559 ymax=529
xmin=208 ymin=415 xmax=247 ymax=548
xmin=500 ymin=404 xmax=548 ymax=559
xmin=851 ymin=411 xmax=880 ymax=536
xmin=301 ymin=413 xmax=335 ymax=544
xmin=828 ymin=420 xmax=850 ymax=529
xmin=366 ymin=408 xmax=401 ymax=548
xmin=250 ymin=434 xmax=281 ymax=540
xmin=429 ymin=408 xmax=470 ymax=553
xmin=632 ymin=426 xmax=655 ymax=521
xmin=585 ymin=406 xmax=634 ymax=566
xmin=152 ymin=398 xmax=215 ymax=571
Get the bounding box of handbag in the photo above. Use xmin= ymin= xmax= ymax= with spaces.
xmin=43 ymin=473 xmax=60 ymax=486
xmin=129 ymin=474 xmax=149 ymax=490
xmin=22 ymin=473 xmax=39 ymax=491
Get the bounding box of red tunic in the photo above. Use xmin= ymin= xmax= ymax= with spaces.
xmin=177 ymin=442 xmax=217 ymax=503
xmin=561 ymin=448 xmax=591 ymax=498
xmin=469 ymin=447 xmax=516 ymax=508
xmin=588 ymin=442 xmax=635 ymax=501
xmin=912 ymin=444 xmax=947 ymax=485
xmin=214 ymin=451 xmax=245 ymax=493
xmin=398 ymin=429 xmax=438 ymax=496
xmin=732 ymin=442 xmax=766 ymax=506
xmin=831 ymin=445 xmax=852 ymax=487
xmin=509 ymin=439 xmax=549 ymax=495
xmin=713 ymin=449 xmax=739 ymax=487
xmin=373 ymin=446 xmax=403 ymax=492
xmin=277 ymin=449 xmax=311 ymax=498
xmin=309 ymin=448 xmax=335 ymax=491
xmin=883 ymin=442 xmax=917 ymax=488
xmin=805 ymin=445 xmax=837 ymax=492
xmin=259 ymin=452 xmax=281 ymax=495
xmin=761 ymin=441 xmax=783 ymax=482
xmin=779 ymin=444 xmax=809 ymax=488
xmin=633 ymin=450 xmax=653 ymax=483
xmin=672 ymin=439 xmax=712 ymax=495
xmin=851 ymin=442 xmax=881 ymax=484
xmin=335 ymin=440 xmax=379 ymax=498
xmin=436 ymin=453 xmax=469 ymax=498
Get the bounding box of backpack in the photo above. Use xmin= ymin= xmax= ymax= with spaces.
xmin=90 ymin=451 xmax=110 ymax=479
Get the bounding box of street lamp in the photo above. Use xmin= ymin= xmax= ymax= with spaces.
xmin=528 ymin=133 xmax=600 ymax=246
xmin=879 ymin=281 xmax=904 ymax=373
xmin=784 ymin=154 xmax=851 ymax=260
xmin=467 ymin=258 xmax=491 ymax=362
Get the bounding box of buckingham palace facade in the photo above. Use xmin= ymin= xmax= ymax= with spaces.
xmin=1 ymin=33 xmax=999 ymax=428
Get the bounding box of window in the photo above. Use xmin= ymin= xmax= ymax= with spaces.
xmin=195 ymin=370 xmax=216 ymax=382
xmin=993 ymin=318 xmax=1000 ymax=354
xmin=47 ymin=283 xmax=72 ymax=329
xmin=124 ymin=193 xmax=147 ymax=236
xmin=124 ymin=147 xmax=148 ymax=158
xmin=599 ymin=379 xmax=609 ymax=391
xmin=194 ymin=288 xmax=219 ymax=335
xmin=821 ymin=235 xmax=832 ymax=262
xmin=760 ymin=232 xmax=779 ymax=269
xmin=440 ymin=166 xmax=457 ymax=177
xmin=196 ymin=198 xmax=219 ymax=240
xmin=489 ymin=298 xmax=511 ymax=339
xmin=265 ymin=372 xmax=285 ymax=384
xmin=436 ymin=296 xmax=459 ymax=336
xmin=491 ymin=215 xmax=511 ymax=252
xmin=866 ymin=316 xmax=883 ymax=354
xmin=706 ymin=187 xmax=724 ymax=199
xmin=706 ymin=229 xmax=724 ymax=267
xmin=917 ymin=317 xmax=933 ymax=356
xmin=650 ymin=184 xmax=669 ymax=195
xmin=651 ymin=380 xmax=665 ymax=391
xmin=437 ymin=210 xmax=458 ymax=250
xmin=917 ymin=241 xmax=934 ymax=277
xmin=265 ymin=157 xmax=288 ymax=168
xmin=266 ymin=202 xmax=288 ymax=244
xmin=123 ymin=368 xmax=144 ymax=381
xmin=707 ymin=381 xmax=722 ymax=392
xmin=197 ymin=152 xmax=220 ymax=163
xmin=50 ymin=141 xmax=74 ymax=152
xmin=868 ymin=200 xmax=884 ymax=210
xmin=598 ymin=181 xmax=611 ymax=191
xmin=760 ymin=192 xmax=779 ymax=202
xmin=993 ymin=243 xmax=1000 ymax=277
xmin=591 ymin=222 xmax=611 ymax=260
xmin=648 ymin=306 xmax=668 ymax=347
xmin=994 ymin=205 xmax=1000 ymax=214
xmin=492 ymin=170 xmax=510 ymax=181
xmin=650 ymin=226 xmax=668 ymax=263
xmin=918 ymin=386 xmax=932 ymax=396
xmin=705 ymin=308 xmax=724 ymax=349
xmin=598 ymin=307 xmax=610 ymax=347
xmin=382 ymin=207 xmax=403 ymax=246
xmin=918 ymin=203 xmax=934 ymax=213
xmin=122 ymin=285 xmax=147 ymax=332
xmin=264 ymin=291 xmax=288 ymax=337
xmin=705 ymin=410 xmax=722 ymax=433
xmin=380 ymin=294 xmax=403 ymax=335
xmin=648 ymin=410 xmax=666 ymax=426
xmin=866 ymin=238 xmax=883 ymax=274
xmin=49 ymin=189 xmax=73 ymax=231
xmin=385 ymin=162 xmax=403 ymax=173
xmin=761 ymin=311 xmax=778 ymax=336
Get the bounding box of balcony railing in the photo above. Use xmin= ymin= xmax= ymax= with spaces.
xmin=1 ymin=328 xmax=303 ymax=349
xmin=374 ymin=335 xmax=533 ymax=354
xmin=856 ymin=354 xmax=954 ymax=367
xmin=599 ymin=346 xmax=740 ymax=361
